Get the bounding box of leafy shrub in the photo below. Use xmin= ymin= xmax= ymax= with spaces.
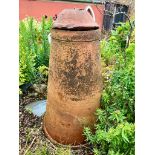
xmin=85 ymin=121 xmax=135 ymax=155
xmin=19 ymin=17 xmax=52 ymax=90
xmin=84 ymin=22 xmax=135 ymax=155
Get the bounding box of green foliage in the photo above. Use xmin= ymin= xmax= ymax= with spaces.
xmin=26 ymin=146 xmax=71 ymax=155
xmin=100 ymin=22 xmax=132 ymax=66
xmin=84 ymin=22 xmax=135 ymax=155
xmin=55 ymin=147 xmax=71 ymax=155
xmin=84 ymin=122 xmax=134 ymax=155
xmin=38 ymin=65 xmax=48 ymax=77
xmin=26 ymin=146 xmax=50 ymax=155
xmin=19 ymin=17 xmax=52 ymax=88
xmin=35 ymin=146 xmax=50 ymax=155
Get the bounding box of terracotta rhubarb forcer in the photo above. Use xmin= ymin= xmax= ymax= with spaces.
xmin=44 ymin=8 xmax=103 ymax=145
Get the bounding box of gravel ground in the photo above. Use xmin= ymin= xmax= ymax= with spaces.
xmin=19 ymin=92 xmax=93 ymax=155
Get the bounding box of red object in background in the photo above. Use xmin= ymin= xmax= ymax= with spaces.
xmin=19 ymin=0 xmax=104 ymax=29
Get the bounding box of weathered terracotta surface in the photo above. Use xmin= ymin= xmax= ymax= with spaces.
xmin=53 ymin=8 xmax=99 ymax=30
xmin=44 ymin=9 xmax=103 ymax=145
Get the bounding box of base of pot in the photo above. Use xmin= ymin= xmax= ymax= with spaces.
xmin=43 ymin=115 xmax=89 ymax=150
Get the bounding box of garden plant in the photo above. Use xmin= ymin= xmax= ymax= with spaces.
xmin=19 ymin=17 xmax=52 ymax=94
xmin=84 ymin=22 xmax=135 ymax=155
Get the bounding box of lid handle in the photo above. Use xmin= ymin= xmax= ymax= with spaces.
xmin=85 ymin=6 xmax=96 ymax=22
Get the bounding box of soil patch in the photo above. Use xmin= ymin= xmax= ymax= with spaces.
xmin=19 ymin=93 xmax=93 ymax=155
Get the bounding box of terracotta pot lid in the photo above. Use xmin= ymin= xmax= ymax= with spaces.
xmin=53 ymin=8 xmax=99 ymax=30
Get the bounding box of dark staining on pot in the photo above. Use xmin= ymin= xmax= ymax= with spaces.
xmin=49 ymin=39 xmax=102 ymax=101
xmin=60 ymin=51 xmax=100 ymax=101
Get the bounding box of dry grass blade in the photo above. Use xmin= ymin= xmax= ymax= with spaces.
xmin=23 ymin=137 xmax=36 ymax=155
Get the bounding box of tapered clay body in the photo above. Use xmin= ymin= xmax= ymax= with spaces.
xmin=44 ymin=8 xmax=103 ymax=145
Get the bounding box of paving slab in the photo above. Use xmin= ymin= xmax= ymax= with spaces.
xmin=25 ymin=100 xmax=46 ymax=117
